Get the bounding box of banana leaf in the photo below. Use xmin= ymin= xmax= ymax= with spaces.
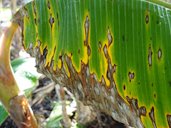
xmin=11 ymin=0 xmax=171 ymax=127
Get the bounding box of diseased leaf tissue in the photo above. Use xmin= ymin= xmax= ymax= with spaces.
xmin=12 ymin=0 xmax=171 ymax=127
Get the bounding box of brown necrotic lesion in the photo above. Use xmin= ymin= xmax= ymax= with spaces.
xmin=149 ymin=107 xmax=157 ymax=128
xmin=158 ymin=48 xmax=162 ymax=60
xmin=148 ymin=45 xmax=153 ymax=67
xmin=167 ymin=115 xmax=171 ymax=128
xmin=84 ymin=16 xmax=90 ymax=46
xmin=139 ymin=106 xmax=147 ymax=117
xmin=49 ymin=14 xmax=55 ymax=28
xmin=98 ymin=41 xmax=102 ymax=51
xmin=128 ymin=72 xmax=135 ymax=82
xmin=107 ymin=28 xmax=113 ymax=47
xmin=145 ymin=14 xmax=149 ymax=24
xmin=47 ymin=0 xmax=51 ymax=10
xmin=123 ymin=85 xmax=126 ymax=91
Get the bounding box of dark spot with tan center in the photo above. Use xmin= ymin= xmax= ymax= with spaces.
xmin=107 ymin=28 xmax=113 ymax=47
xmin=103 ymin=44 xmax=109 ymax=59
xmin=149 ymin=107 xmax=157 ymax=128
xmin=106 ymin=61 xmax=115 ymax=83
xmin=145 ymin=14 xmax=149 ymax=24
xmin=84 ymin=16 xmax=89 ymax=45
xmin=148 ymin=45 xmax=153 ymax=67
xmin=167 ymin=115 xmax=171 ymax=128
xmin=47 ymin=0 xmax=51 ymax=10
xmin=153 ymin=93 xmax=156 ymax=99
xmin=98 ymin=41 xmax=102 ymax=51
xmin=49 ymin=14 xmax=55 ymax=28
xmin=158 ymin=48 xmax=162 ymax=60
xmin=128 ymin=72 xmax=135 ymax=82
xmin=139 ymin=106 xmax=146 ymax=116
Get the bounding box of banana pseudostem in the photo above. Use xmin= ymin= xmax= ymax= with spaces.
xmin=0 ymin=22 xmax=38 ymax=128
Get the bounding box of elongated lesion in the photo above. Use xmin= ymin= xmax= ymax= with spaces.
xmin=148 ymin=45 xmax=153 ymax=67
xmin=23 ymin=22 xmax=145 ymax=127
xmin=107 ymin=28 xmax=113 ymax=47
xmin=158 ymin=48 xmax=162 ymax=60
xmin=84 ymin=15 xmax=90 ymax=46
xmin=149 ymin=107 xmax=157 ymax=128
xmin=167 ymin=114 xmax=171 ymax=128
xmin=12 ymin=0 xmax=171 ymax=127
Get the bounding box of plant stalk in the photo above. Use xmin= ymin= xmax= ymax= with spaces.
xmin=0 ymin=22 xmax=38 ymax=128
